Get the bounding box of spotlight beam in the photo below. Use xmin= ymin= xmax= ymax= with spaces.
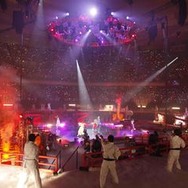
xmin=79 ymin=30 xmax=91 ymax=46
xmin=124 ymin=57 xmax=179 ymax=102
xmin=100 ymin=31 xmax=119 ymax=46
xmin=76 ymin=60 xmax=92 ymax=109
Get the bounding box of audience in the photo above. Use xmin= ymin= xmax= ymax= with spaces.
xmin=0 ymin=42 xmax=187 ymax=111
xmin=91 ymin=135 xmax=102 ymax=153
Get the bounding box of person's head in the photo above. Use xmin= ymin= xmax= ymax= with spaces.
xmin=28 ymin=133 xmax=36 ymax=142
xmin=174 ymin=128 xmax=182 ymax=136
xmin=95 ymin=135 xmax=100 ymax=140
xmin=154 ymin=131 xmax=158 ymax=135
xmin=108 ymin=135 xmax=114 ymax=142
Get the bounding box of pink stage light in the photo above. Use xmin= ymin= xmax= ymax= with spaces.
xmin=59 ymin=123 xmax=65 ymax=128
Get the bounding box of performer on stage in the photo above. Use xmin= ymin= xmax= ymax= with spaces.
xmin=92 ymin=119 xmax=99 ymax=133
xmin=77 ymin=122 xmax=85 ymax=137
xmin=97 ymin=116 xmax=101 ymax=134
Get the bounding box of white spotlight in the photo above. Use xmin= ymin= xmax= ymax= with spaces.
xmin=89 ymin=7 xmax=97 ymax=17
xmin=111 ymin=12 xmax=115 ymax=16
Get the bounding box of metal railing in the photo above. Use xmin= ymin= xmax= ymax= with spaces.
xmin=81 ymin=137 xmax=170 ymax=168
xmin=48 ymin=149 xmax=61 ymax=171
xmin=0 ymin=152 xmax=58 ymax=172
xmin=59 ymin=145 xmax=79 ymax=173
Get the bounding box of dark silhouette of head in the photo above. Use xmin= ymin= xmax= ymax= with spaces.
xmin=95 ymin=135 xmax=100 ymax=140
xmin=154 ymin=131 xmax=158 ymax=135
xmin=174 ymin=128 xmax=182 ymax=136
xmin=108 ymin=135 xmax=114 ymax=142
xmin=28 ymin=134 xmax=36 ymax=142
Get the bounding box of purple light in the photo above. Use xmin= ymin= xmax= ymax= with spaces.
xmin=77 ymin=137 xmax=83 ymax=143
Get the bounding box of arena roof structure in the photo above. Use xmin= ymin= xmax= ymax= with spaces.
xmin=0 ymin=0 xmax=187 ymax=52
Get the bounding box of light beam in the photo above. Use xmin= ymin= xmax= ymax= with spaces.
xmin=124 ymin=57 xmax=179 ymax=103
xmin=76 ymin=60 xmax=92 ymax=110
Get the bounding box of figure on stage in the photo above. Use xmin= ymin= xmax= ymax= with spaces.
xmin=131 ymin=119 xmax=136 ymax=132
xmin=77 ymin=122 xmax=85 ymax=137
xmin=97 ymin=116 xmax=101 ymax=133
xmin=92 ymin=118 xmax=99 ymax=134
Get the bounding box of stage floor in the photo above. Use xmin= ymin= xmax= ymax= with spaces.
xmin=53 ymin=126 xmax=141 ymax=143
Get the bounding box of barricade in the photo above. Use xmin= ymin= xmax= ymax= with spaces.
xmin=81 ymin=145 xmax=148 ymax=168
xmin=0 ymin=152 xmax=58 ymax=172
xmin=81 ymin=136 xmax=170 ymax=168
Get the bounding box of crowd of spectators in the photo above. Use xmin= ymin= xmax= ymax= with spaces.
xmin=0 ymin=42 xmax=187 ymax=111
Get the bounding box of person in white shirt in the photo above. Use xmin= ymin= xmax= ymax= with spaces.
xmin=167 ymin=128 xmax=186 ymax=172
xmin=22 ymin=133 xmax=42 ymax=188
xmin=100 ymin=134 xmax=121 ymax=188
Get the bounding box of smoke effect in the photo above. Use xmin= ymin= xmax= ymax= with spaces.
xmin=0 ymin=65 xmax=21 ymax=158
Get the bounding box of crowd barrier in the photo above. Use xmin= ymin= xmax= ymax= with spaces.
xmin=81 ymin=136 xmax=170 ymax=168
xmin=0 ymin=152 xmax=58 ymax=172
